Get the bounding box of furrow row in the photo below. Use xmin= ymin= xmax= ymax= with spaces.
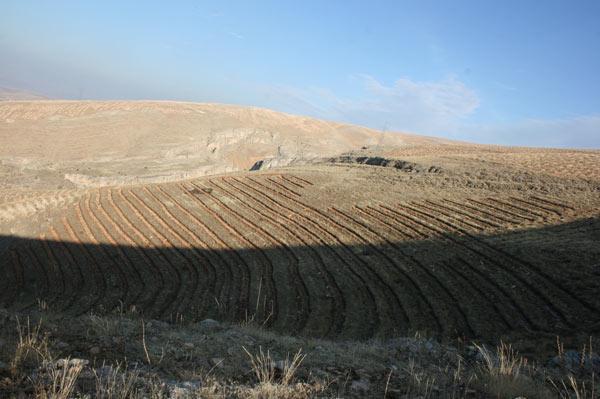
xmin=236 ymin=177 xmax=381 ymax=338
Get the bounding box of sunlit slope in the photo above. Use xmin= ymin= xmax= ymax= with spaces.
xmin=0 ymin=101 xmax=448 ymax=188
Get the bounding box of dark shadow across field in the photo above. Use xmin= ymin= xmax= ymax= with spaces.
xmin=0 ymin=217 xmax=599 ymax=342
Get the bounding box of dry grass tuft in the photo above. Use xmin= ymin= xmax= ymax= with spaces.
xmin=403 ymin=358 xmax=438 ymax=398
xmin=475 ymin=341 xmax=524 ymax=377
xmin=235 ymin=381 xmax=327 ymax=399
xmin=93 ymin=363 xmax=140 ymax=399
xmin=11 ymin=317 xmax=50 ymax=375
xmin=87 ymin=314 xmax=120 ymax=336
xmin=243 ymin=346 xmax=306 ymax=386
xmin=34 ymin=358 xmax=85 ymax=399
xmin=239 ymin=346 xmax=322 ymax=398
xmin=281 ymin=350 xmax=307 ymax=386
xmin=243 ymin=345 xmax=276 ymax=384
xmin=550 ymin=374 xmax=597 ymax=399
xmin=474 ymin=341 xmax=552 ymax=398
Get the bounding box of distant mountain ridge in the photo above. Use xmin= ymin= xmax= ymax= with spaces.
xmin=0 ymin=86 xmax=49 ymax=101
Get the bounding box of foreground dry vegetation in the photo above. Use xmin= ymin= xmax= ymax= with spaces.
xmin=0 ymin=308 xmax=598 ymax=398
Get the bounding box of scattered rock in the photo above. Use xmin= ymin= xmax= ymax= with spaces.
xmin=94 ymin=365 xmax=116 ymax=379
xmin=327 ymin=155 xmax=442 ymax=174
xmin=563 ymin=350 xmax=582 ymax=368
xmin=549 ymin=350 xmax=600 ymax=372
xmin=465 ymin=345 xmax=478 ymax=358
xmin=424 ymin=339 xmax=436 ymax=352
xmin=224 ymin=330 xmax=255 ymax=346
xmin=250 ymin=158 xmax=301 ymax=171
xmin=311 ymin=368 xmax=328 ymax=378
xmin=89 ymin=346 xmax=101 ymax=356
xmin=198 ymin=319 xmax=221 ymax=331
xmin=78 ymin=368 xmax=96 ymax=380
xmin=350 ymin=378 xmax=370 ymax=392
xmin=53 ymin=358 xmax=89 ymax=368
xmin=146 ymin=320 xmax=170 ymax=331
xmin=227 ymin=346 xmax=241 ymax=356
xmin=116 ymin=318 xmax=137 ymax=334
xmin=588 ymin=354 xmax=600 ymax=371
xmin=56 ymin=341 xmax=70 ymax=350
xmin=167 ymin=380 xmax=203 ymax=398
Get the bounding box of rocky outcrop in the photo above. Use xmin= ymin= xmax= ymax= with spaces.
xmin=327 ymin=155 xmax=442 ymax=173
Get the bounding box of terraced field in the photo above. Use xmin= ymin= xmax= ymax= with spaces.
xmin=384 ymin=145 xmax=600 ymax=181
xmin=1 ymin=102 xmax=599 ymax=342
xmin=2 ymin=169 xmax=598 ymax=340
xmin=0 ymin=188 xmax=82 ymax=223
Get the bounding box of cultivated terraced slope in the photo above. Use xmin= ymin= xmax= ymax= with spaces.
xmin=1 ymin=158 xmax=599 ymax=341
xmin=381 ymin=144 xmax=600 ymax=182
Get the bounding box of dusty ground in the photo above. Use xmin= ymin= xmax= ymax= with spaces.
xmin=0 ymin=100 xmax=599 ymax=397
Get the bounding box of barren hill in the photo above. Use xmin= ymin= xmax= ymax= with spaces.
xmin=0 ymin=101 xmax=451 ymax=190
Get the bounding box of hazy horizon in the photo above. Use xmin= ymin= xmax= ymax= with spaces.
xmin=2 ymin=1 xmax=599 ymax=148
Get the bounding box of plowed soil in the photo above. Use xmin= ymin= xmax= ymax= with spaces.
xmin=1 ymin=149 xmax=598 ymax=342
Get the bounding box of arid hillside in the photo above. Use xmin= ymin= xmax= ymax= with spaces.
xmin=0 ymin=101 xmax=450 ymax=190
xmin=1 ymin=101 xmax=599 ymax=398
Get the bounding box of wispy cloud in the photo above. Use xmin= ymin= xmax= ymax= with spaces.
xmin=227 ymin=31 xmax=244 ymax=40
xmin=492 ymin=81 xmax=518 ymax=91
xmin=458 ymin=115 xmax=600 ymax=148
xmin=260 ymin=76 xmax=599 ymax=148
xmin=263 ymin=75 xmax=480 ymax=133
xmin=358 ymin=75 xmax=479 ymax=120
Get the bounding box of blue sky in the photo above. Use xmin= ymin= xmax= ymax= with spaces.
xmin=1 ymin=1 xmax=599 ymax=148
